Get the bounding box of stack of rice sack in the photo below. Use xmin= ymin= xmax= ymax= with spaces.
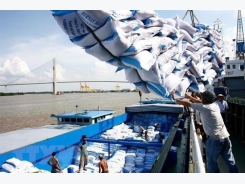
xmin=52 ymin=10 xmax=225 ymax=98
xmin=0 ymin=157 xmax=49 ymax=173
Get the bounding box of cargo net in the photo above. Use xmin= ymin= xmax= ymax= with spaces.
xmin=52 ymin=10 xmax=225 ymax=98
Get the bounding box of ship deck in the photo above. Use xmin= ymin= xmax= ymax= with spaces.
xmin=0 ymin=124 xmax=83 ymax=154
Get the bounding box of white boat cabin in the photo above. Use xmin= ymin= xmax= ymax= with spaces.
xmin=51 ymin=109 xmax=115 ymax=126
xmin=225 ymin=59 xmax=245 ymax=77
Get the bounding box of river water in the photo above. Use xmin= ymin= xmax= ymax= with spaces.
xmin=0 ymin=92 xmax=158 ymax=133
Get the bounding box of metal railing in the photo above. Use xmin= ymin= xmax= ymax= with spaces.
xmin=189 ymin=114 xmax=206 ymax=173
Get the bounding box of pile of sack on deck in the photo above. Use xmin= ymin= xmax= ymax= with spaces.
xmin=52 ymin=10 xmax=225 ymax=98
xmin=0 ymin=157 xmax=49 ymax=173
xmin=69 ymin=112 xmax=178 ymax=173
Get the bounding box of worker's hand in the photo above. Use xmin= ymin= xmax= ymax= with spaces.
xmin=193 ymin=92 xmax=198 ymax=97
xmin=185 ymin=93 xmax=191 ymax=99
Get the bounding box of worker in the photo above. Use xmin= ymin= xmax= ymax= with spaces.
xmin=98 ymin=155 xmax=109 ymax=173
xmin=172 ymin=90 xmax=238 ymax=173
xmin=47 ymin=152 xmax=63 ymax=173
xmin=215 ymin=94 xmax=229 ymax=125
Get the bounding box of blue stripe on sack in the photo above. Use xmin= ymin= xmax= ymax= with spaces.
xmin=146 ymin=82 xmax=168 ymax=98
xmin=130 ymin=10 xmax=138 ymax=16
xmin=120 ymin=56 xmax=142 ymax=70
xmin=52 ymin=10 xmax=77 ymax=16
xmin=115 ymin=66 xmax=129 ymax=72
xmin=70 ymin=34 xmax=88 ymax=43
xmin=133 ymin=82 xmax=145 ymax=87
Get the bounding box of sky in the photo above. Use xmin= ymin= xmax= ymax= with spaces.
xmin=0 ymin=1 xmax=245 ymax=93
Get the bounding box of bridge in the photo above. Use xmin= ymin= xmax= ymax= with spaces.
xmin=0 ymin=58 xmax=129 ymax=94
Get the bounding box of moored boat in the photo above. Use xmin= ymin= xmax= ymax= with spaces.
xmin=51 ymin=109 xmax=115 ymax=126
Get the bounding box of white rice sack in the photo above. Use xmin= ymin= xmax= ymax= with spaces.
xmin=207 ymin=26 xmax=220 ymax=35
xmin=134 ymin=82 xmax=151 ymax=94
xmin=52 ymin=10 xmax=89 ymax=39
xmin=16 ymin=161 xmax=34 ymax=171
xmin=117 ymin=19 xmax=144 ymax=33
xmin=143 ymin=17 xmax=167 ymax=27
xmin=71 ymin=17 xmax=117 ymax=47
xmin=183 ymin=50 xmax=199 ymax=62
xmin=214 ymin=50 xmax=226 ymax=66
xmin=179 ymin=19 xmax=198 ymax=36
xmin=121 ymin=39 xmax=152 ymax=56
xmin=77 ymin=10 xmax=110 ymax=30
xmin=109 ymin=10 xmax=133 ymax=20
xmin=1 ymin=163 xmax=15 ymax=173
xmin=175 ymin=55 xmax=190 ymax=69
xmin=197 ymin=46 xmax=213 ymax=56
xmin=189 ymin=82 xmax=204 ymax=93
xmin=173 ymin=65 xmax=189 ymax=78
xmin=198 ymin=37 xmax=213 ymax=47
xmin=180 ymin=29 xmax=197 ymax=44
xmin=172 ymin=34 xmax=186 ymax=62
xmin=203 ymin=61 xmax=213 ymax=72
xmin=186 ymin=42 xmax=199 ymax=52
xmin=124 ymin=68 xmax=150 ymax=93
xmin=194 ymin=29 xmax=210 ymax=39
xmin=152 ymin=61 xmax=162 ymax=83
xmin=131 ymin=10 xmax=158 ymax=20
xmin=185 ymin=72 xmax=199 ymax=91
xmin=186 ymin=38 xmax=210 ymax=53
xmin=111 ymin=50 xmax=156 ymax=71
xmin=195 ymin=23 xmax=209 ymax=30
xmin=27 ymin=167 xmax=41 ymax=173
xmin=158 ymin=23 xmax=179 ymax=37
xmin=149 ymin=36 xmax=176 ymax=53
xmin=133 ymin=27 xmax=162 ymax=41
xmin=157 ymin=45 xmax=179 ymax=65
xmin=138 ymin=68 xmax=161 ymax=84
xmin=175 ymin=76 xmax=192 ymax=97
xmin=196 ymin=60 xmax=205 ymax=74
xmin=212 ymin=39 xmax=223 ymax=49
xmin=203 ymin=54 xmax=212 ymax=62
xmin=160 ymin=59 xmax=178 ymax=79
xmin=188 ymin=60 xmax=204 ymax=78
xmin=197 ymin=82 xmax=205 ymax=92
xmin=85 ymin=30 xmax=133 ymax=61
xmin=164 ymin=73 xmax=182 ymax=93
xmin=165 ymin=15 xmax=180 ymax=30
xmin=5 ymin=157 xmax=22 ymax=168
xmin=202 ymin=68 xmax=217 ymax=82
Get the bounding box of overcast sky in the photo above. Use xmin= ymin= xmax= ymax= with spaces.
xmin=0 ymin=1 xmax=244 ymax=92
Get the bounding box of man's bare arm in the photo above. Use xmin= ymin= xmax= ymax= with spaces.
xmin=185 ymin=93 xmax=202 ymax=103
xmin=175 ymin=98 xmax=192 ymax=107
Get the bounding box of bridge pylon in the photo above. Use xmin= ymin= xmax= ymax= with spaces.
xmin=53 ymin=58 xmax=57 ymax=95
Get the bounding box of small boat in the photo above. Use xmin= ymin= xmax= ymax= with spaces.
xmin=51 ymin=109 xmax=115 ymax=126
